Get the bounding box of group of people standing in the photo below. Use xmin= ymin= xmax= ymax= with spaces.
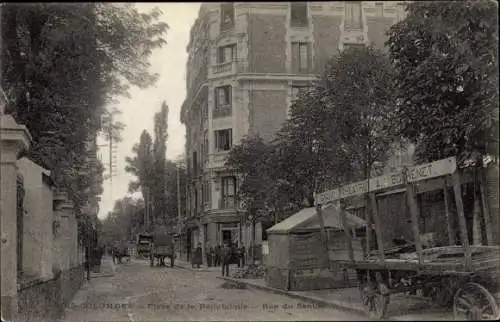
xmin=191 ymin=242 xmax=246 ymax=276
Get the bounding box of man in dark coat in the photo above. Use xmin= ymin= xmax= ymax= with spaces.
xmin=221 ymin=242 xmax=231 ymax=276
xmin=192 ymin=242 xmax=202 ymax=269
xmin=240 ymin=246 xmax=246 ymax=267
xmin=215 ymin=245 xmax=221 ymax=267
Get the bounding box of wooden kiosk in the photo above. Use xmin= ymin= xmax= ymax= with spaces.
xmin=314 ymin=157 xmax=500 ymax=320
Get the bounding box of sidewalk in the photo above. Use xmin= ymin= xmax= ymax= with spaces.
xmin=61 ymin=258 xmax=126 ymax=322
xmin=90 ymin=257 xmax=116 ymax=278
xmin=216 ymin=276 xmax=454 ymax=321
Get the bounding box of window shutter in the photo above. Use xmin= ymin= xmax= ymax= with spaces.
xmin=214 ymin=88 xmax=219 ymax=107
xmin=228 ymin=129 xmax=233 ymax=147
xmin=217 ymin=47 xmax=224 ymax=63
xmin=226 ymin=86 xmax=232 ymax=105
xmin=215 ymin=131 xmax=219 ymax=150
xmin=307 ymin=43 xmax=312 ymax=73
xmin=292 ymin=43 xmax=300 ymax=73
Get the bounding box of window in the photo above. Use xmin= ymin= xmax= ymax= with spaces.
xmin=214 ymin=86 xmax=232 ymax=118
xmin=291 ymin=42 xmax=311 ymax=73
xmin=215 ymin=129 xmax=232 ymax=152
xmin=217 ymin=44 xmax=236 ymax=64
xmin=215 ymin=86 xmax=232 ymax=106
xmin=290 ymin=3 xmax=308 ymax=27
xmin=221 ymin=176 xmax=236 ymax=209
xmin=345 ymin=2 xmax=363 ymax=30
xmin=220 ymin=3 xmax=235 ymax=30
xmin=375 ymin=2 xmax=384 ymax=17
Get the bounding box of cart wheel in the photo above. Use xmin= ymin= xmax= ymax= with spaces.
xmin=363 ymin=281 xmax=389 ymax=319
xmin=453 ymin=282 xmax=500 ymax=321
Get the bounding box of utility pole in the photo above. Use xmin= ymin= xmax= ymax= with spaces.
xmin=144 ymin=187 xmax=150 ymax=233
xmin=177 ymin=164 xmax=182 ymax=231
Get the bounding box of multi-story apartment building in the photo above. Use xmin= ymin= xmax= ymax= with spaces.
xmin=180 ymin=2 xmax=407 ymax=261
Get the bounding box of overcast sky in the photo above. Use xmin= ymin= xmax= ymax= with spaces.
xmin=98 ymin=3 xmax=201 ymax=219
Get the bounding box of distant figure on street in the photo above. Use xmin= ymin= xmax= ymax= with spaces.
xmin=94 ymin=246 xmax=104 ymax=272
xmin=215 ymin=245 xmax=221 ymax=267
xmin=221 ymin=242 xmax=231 ymax=277
xmin=84 ymin=247 xmax=91 ymax=280
xmin=240 ymin=246 xmax=246 ymax=267
xmin=208 ymin=246 xmax=215 ymax=267
xmin=111 ymin=246 xmax=118 ymax=264
xmin=192 ymin=242 xmax=202 ymax=269
xmin=204 ymin=244 xmax=211 ymax=267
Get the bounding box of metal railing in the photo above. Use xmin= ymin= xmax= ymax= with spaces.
xmin=212 ymin=61 xmax=233 ymax=74
xmin=219 ymin=195 xmax=236 ymax=209
xmin=213 ymin=104 xmax=232 ymax=118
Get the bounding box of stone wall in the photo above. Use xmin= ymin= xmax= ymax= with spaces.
xmin=17 ymin=265 xmax=83 ymax=321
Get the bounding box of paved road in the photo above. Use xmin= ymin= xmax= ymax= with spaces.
xmin=62 ymin=258 xmax=366 ymax=322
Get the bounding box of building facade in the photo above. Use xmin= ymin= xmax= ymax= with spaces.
xmin=180 ymin=2 xmax=407 ymax=261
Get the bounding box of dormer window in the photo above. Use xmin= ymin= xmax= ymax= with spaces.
xmin=290 ymin=3 xmax=308 ymax=27
xmin=221 ymin=3 xmax=235 ymax=31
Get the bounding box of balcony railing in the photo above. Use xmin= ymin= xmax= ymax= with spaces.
xmin=205 ymin=153 xmax=230 ymax=170
xmin=219 ymin=195 xmax=236 ymax=209
xmin=209 ymin=61 xmax=239 ymax=78
xmin=213 ymin=104 xmax=232 ymax=118
xmin=214 ymin=61 xmax=233 ymax=74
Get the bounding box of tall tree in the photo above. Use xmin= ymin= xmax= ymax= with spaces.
xmin=386 ymin=0 xmax=499 ymax=166
xmin=151 ymin=102 xmax=169 ymax=222
xmin=125 ymin=130 xmax=155 ymax=220
xmin=277 ymin=46 xmax=397 ymax=203
xmin=225 ymin=135 xmax=301 ymax=262
xmin=100 ymin=197 xmax=145 ymax=245
xmin=1 ymin=3 xmax=168 ymax=239
xmin=317 ymin=46 xmax=397 ymax=183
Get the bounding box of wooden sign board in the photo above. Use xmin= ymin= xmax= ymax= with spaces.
xmin=406 ymin=157 xmax=457 ymax=183
xmin=315 ymin=157 xmax=457 ymax=205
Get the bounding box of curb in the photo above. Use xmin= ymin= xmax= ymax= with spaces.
xmin=215 ymin=277 xmax=451 ymax=321
xmin=91 ymin=273 xmax=114 ymax=278
xmin=216 ymin=276 xmax=367 ymax=317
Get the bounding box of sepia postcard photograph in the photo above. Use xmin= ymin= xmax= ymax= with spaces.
xmin=0 ymin=1 xmax=499 ymax=322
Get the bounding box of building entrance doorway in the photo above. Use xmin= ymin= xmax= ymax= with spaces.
xmin=221 ymin=228 xmax=239 ymax=246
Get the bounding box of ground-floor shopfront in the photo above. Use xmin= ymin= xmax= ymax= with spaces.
xmin=179 ymin=212 xmax=265 ymax=264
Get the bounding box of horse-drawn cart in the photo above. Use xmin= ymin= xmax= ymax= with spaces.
xmin=314 ymin=157 xmax=500 ymax=320
xmin=149 ymin=233 xmax=175 ymax=268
